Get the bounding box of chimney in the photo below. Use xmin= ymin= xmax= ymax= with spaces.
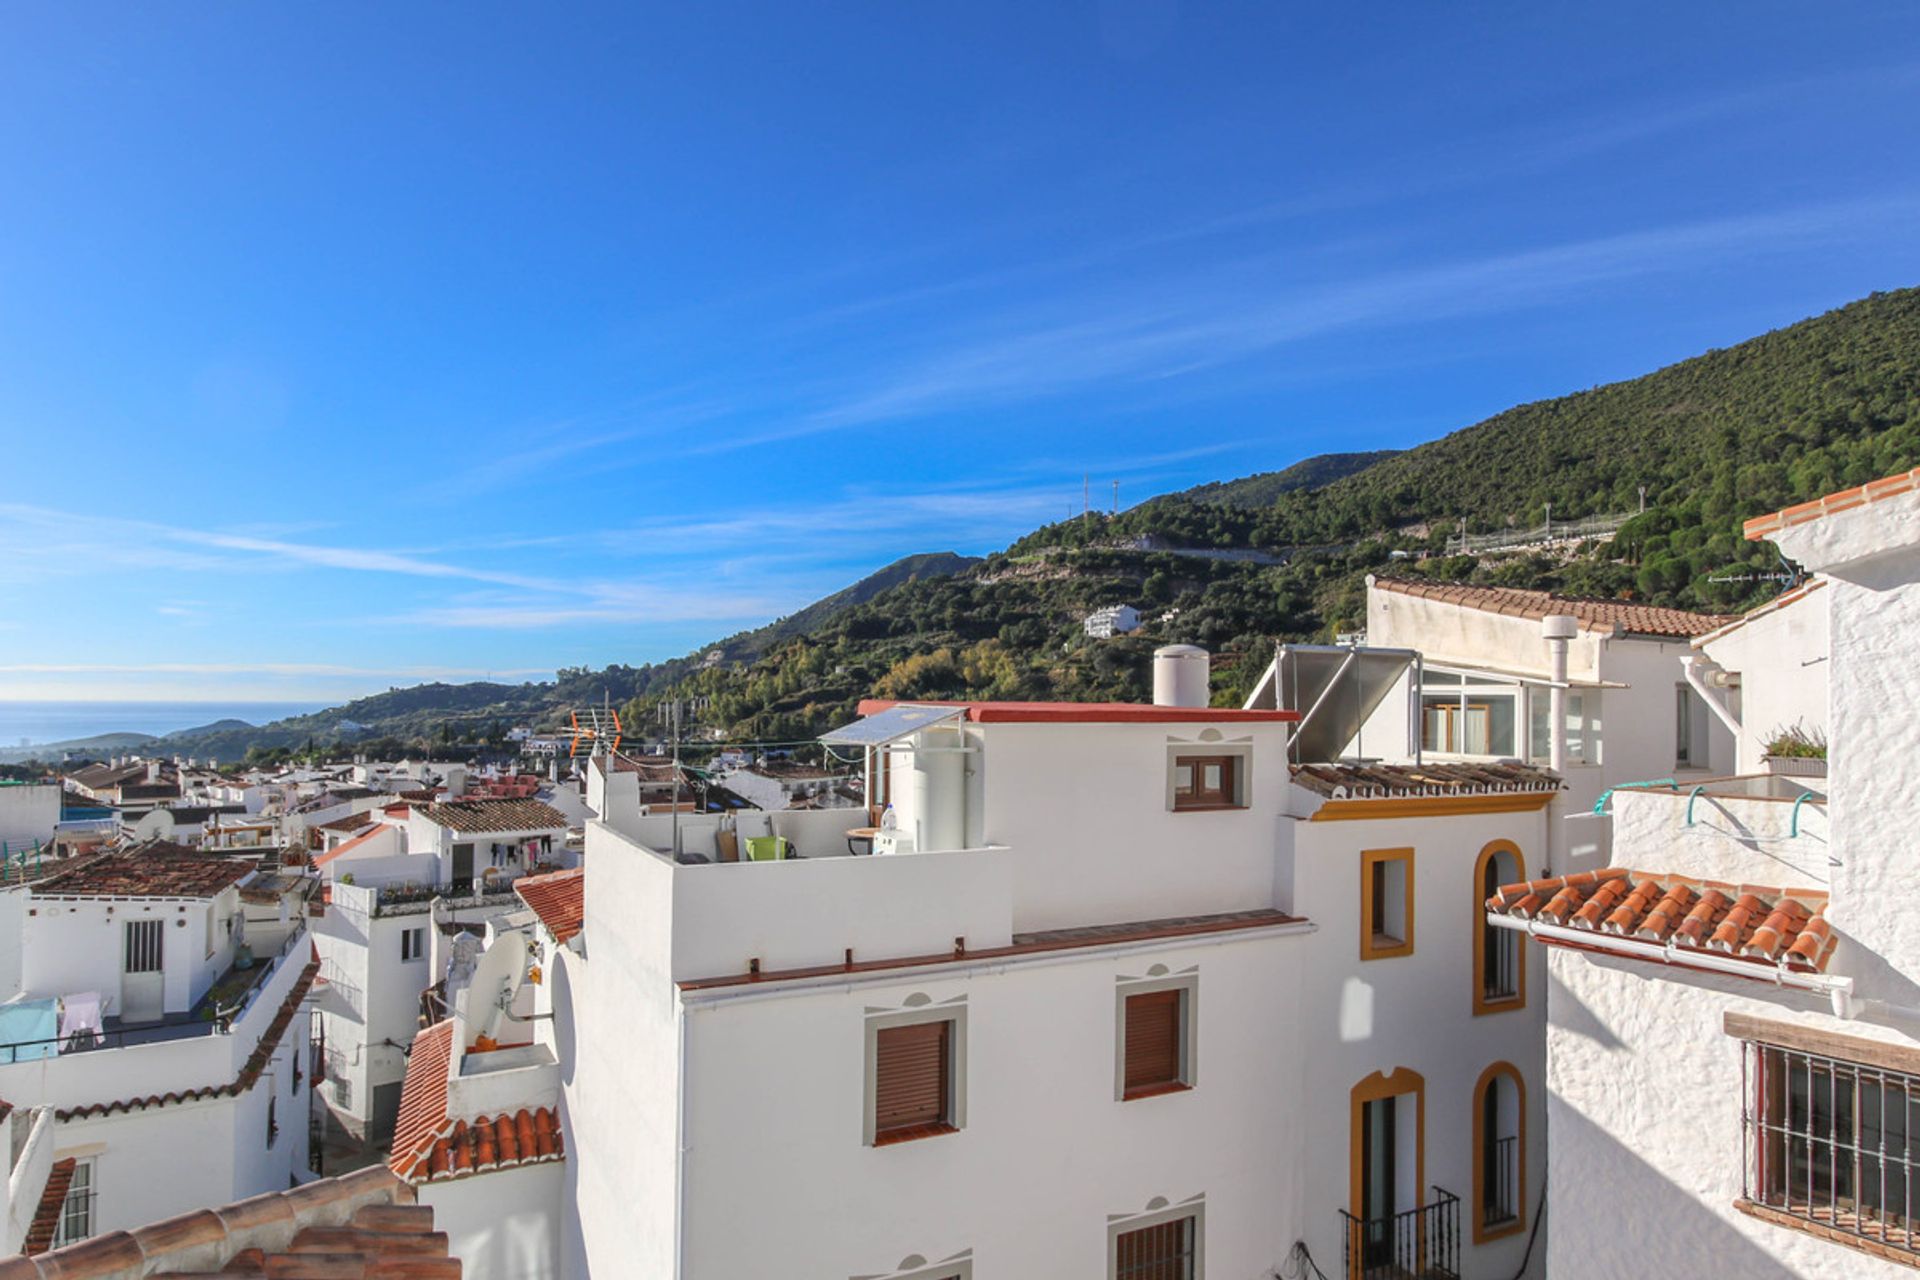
xmin=1541 ymin=615 xmax=1578 ymax=773
xmin=147 ymin=760 xmax=163 ymax=783
xmin=1153 ymin=645 xmax=1211 ymax=708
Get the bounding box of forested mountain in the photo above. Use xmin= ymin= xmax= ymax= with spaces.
xmin=1171 ymin=450 xmax=1400 ymax=508
xmin=51 ymin=285 xmax=1919 ymax=764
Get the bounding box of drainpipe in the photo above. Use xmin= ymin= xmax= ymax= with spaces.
xmin=1681 ymin=655 xmax=1743 ymax=737
xmin=1542 ymin=616 xmax=1578 ymax=773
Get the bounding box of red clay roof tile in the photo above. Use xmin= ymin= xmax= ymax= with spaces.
xmin=1745 ymin=466 xmax=1920 ymax=540
xmin=1488 ymin=870 xmax=1836 ymax=977
xmin=1371 ymin=575 xmax=1736 ymax=639
xmin=388 ymin=1021 xmax=564 ymax=1185
xmin=514 ymin=868 xmax=583 ymax=945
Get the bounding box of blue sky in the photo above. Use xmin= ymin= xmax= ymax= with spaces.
xmin=2 ymin=3 xmax=1917 ymax=703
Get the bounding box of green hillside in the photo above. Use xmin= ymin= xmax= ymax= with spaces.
xmin=1172 ymin=450 xmax=1400 ymax=508
xmin=44 ymin=285 xmax=1918 ymax=765
xmin=624 ymin=285 xmax=1920 ymax=742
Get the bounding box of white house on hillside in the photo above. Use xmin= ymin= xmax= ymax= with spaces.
xmin=1501 ymin=466 xmax=1920 ymax=1278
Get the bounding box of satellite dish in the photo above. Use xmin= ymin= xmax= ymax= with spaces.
xmin=455 ymin=926 xmax=531 ymax=1050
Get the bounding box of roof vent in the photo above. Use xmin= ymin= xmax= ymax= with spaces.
xmin=1541 ymin=614 xmax=1579 ymax=641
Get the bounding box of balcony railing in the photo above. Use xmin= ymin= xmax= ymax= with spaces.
xmin=1340 ymin=1188 xmax=1460 ymax=1280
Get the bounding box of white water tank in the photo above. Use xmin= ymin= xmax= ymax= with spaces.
xmin=1153 ymin=645 xmax=1211 ymax=708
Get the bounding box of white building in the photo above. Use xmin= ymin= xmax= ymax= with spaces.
xmin=1286 ymin=576 xmax=1740 ymax=872
xmin=549 ymin=648 xmax=1555 ymax=1279
xmin=1506 ymin=467 xmax=1920 ymax=1277
xmin=1083 ymin=603 xmax=1142 ymax=638
xmin=0 ymin=854 xmax=315 ymax=1250
xmin=0 ymin=784 xmax=58 ymax=860
xmin=311 ymin=798 xmax=571 ymax=1146
xmin=1688 ymin=577 xmax=1831 ymax=774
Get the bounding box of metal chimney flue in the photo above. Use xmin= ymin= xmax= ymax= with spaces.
xmin=1153 ymin=645 xmax=1210 ymax=708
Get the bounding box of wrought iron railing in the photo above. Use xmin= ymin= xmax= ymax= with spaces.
xmin=1340 ymin=1187 xmax=1460 ymax=1280
xmin=1483 ymin=1136 xmax=1519 ymax=1229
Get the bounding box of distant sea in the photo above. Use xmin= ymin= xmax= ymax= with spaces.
xmin=0 ymin=701 xmax=330 ymax=747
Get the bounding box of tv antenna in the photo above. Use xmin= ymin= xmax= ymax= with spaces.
xmin=568 ymin=694 xmax=622 ymax=759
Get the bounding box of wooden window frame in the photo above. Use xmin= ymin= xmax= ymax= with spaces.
xmin=1108 ymin=1200 xmax=1205 ymax=1280
xmin=1472 ymin=841 xmax=1526 ymax=1016
xmin=1471 ymin=1062 xmax=1527 ymax=1244
xmin=864 ymin=1003 xmax=967 ymax=1147
xmin=1360 ymin=848 xmax=1415 ymax=961
xmin=1170 ymin=751 xmax=1247 ymax=813
xmin=1116 ymin=977 xmax=1197 ymax=1102
xmin=1349 ymin=1069 xmax=1426 ymax=1222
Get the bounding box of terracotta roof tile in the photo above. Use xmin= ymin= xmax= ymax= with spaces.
xmin=8 ymin=1167 xmax=456 ymax=1280
xmin=1290 ymin=761 xmax=1562 ymax=799
xmin=32 ymin=855 xmax=255 ymax=899
xmin=1745 ymin=466 xmax=1920 ymax=540
xmin=1370 ymin=575 xmax=1736 ymax=639
xmin=24 ymin=1157 xmax=76 ymax=1255
xmin=514 ymin=868 xmax=584 ymax=945
xmin=418 ymin=799 xmax=568 ymax=835
xmin=1487 ymin=870 xmax=1836 ymax=977
xmin=388 ymin=1021 xmax=564 ymax=1186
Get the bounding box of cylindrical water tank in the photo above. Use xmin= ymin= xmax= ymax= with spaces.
xmin=1153 ymin=644 xmax=1211 ymax=708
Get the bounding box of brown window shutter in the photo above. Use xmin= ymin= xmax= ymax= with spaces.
xmin=1124 ymin=990 xmax=1183 ymax=1095
xmin=875 ymin=1020 xmax=949 ymax=1135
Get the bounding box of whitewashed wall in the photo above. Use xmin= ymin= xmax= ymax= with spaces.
xmin=0 ymin=785 xmax=59 ymax=854
xmin=1697 ymin=586 xmax=1830 ymax=773
xmin=1291 ymin=806 xmax=1550 ymax=1280
xmin=421 ymin=1162 xmax=563 ymax=1280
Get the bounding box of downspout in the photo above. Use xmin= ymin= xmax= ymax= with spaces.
xmin=675 ymin=1002 xmax=689 ymax=1280
xmin=1681 ymin=655 xmax=1743 ymax=738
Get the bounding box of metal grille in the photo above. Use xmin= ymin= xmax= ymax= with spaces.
xmin=1340 ymin=1188 xmax=1460 ymax=1280
xmin=1114 ymin=1215 xmax=1195 ymax=1280
xmin=1482 ymin=1135 xmax=1519 ymax=1228
xmin=123 ymin=918 xmax=163 ymax=972
xmin=1743 ymin=1041 xmax=1920 ymax=1251
xmin=1482 ymin=926 xmax=1518 ymax=1002
xmin=325 ymin=1047 xmax=352 ymax=1109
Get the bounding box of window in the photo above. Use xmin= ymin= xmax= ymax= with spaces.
xmin=1171 ymin=754 xmax=1242 ymax=811
xmin=1361 ymin=849 xmax=1414 ymax=961
xmin=1527 ymin=689 xmax=1600 ymax=765
xmin=1114 ymin=1214 xmax=1198 ymax=1280
xmin=870 ymin=1016 xmax=960 ymax=1145
xmin=267 ymin=1094 xmax=279 ymax=1148
xmin=325 ymin=1047 xmax=352 ymax=1109
xmin=1676 ymin=685 xmax=1708 ymax=767
xmin=204 ymin=905 xmax=216 ymax=959
xmin=124 ymin=918 xmax=163 ymax=972
xmin=1349 ymin=1069 xmax=1426 ymax=1273
xmin=1121 ymin=986 xmax=1192 ymax=1100
xmin=1473 ymin=842 xmax=1525 ymax=1015
xmin=1742 ymin=1039 xmax=1920 ymax=1250
xmin=1420 ymin=677 xmax=1517 ymax=757
xmin=1473 ymin=1063 xmax=1526 ymax=1242
xmin=52 ymin=1159 xmax=95 ymax=1247
xmin=401 ymin=926 xmax=426 ymax=963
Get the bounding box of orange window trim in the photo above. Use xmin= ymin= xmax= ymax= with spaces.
xmin=1472 ymin=840 xmax=1527 ymax=1017
xmin=1471 ymin=1062 xmax=1527 ymax=1244
xmin=1360 ymin=848 xmax=1415 ymax=961
xmin=1349 ymin=1068 xmax=1425 ymax=1221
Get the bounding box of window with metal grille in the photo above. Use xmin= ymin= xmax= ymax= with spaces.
xmin=53 ymin=1160 xmax=95 ymax=1248
xmin=1172 ymin=755 xmax=1241 ymax=811
xmin=873 ymin=1019 xmax=953 ymax=1144
xmin=123 ymin=918 xmax=163 ymax=972
xmin=1114 ymin=1215 xmax=1196 ymax=1280
xmin=325 ymin=1047 xmax=352 ymax=1110
xmin=1743 ymin=1040 xmax=1920 ymax=1250
xmin=1123 ymin=989 xmax=1187 ymax=1099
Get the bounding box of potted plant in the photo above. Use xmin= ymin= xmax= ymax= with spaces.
xmin=1762 ymin=724 xmax=1827 ymax=777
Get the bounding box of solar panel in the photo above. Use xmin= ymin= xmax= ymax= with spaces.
xmin=819 ymin=704 xmax=966 ymax=747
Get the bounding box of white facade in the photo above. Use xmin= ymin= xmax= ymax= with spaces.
xmin=1532 ymin=475 xmax=1920 ymax=1278
xmin=559 ymin=696 xmax=1553 ymax=1279
xmin=1083 ymin=603 xmax=1142 ymax=638
xmin=1692 ymin=579 xmax=1832 ymax=773
xmin=0 ymin=783 xmax=59 ymax=857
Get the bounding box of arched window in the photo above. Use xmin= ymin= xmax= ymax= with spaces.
xmin=1473 ymin=1062 xmax=1526 ymax=1243
xmin=1348 ymin=1069 xmax=1426 ymax=1273
xmin=1473 ymin=842 xmax=1525 ymax=1015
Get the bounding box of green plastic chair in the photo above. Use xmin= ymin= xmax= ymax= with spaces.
xmin=743 ymin=836 xmax=790 ymax=862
